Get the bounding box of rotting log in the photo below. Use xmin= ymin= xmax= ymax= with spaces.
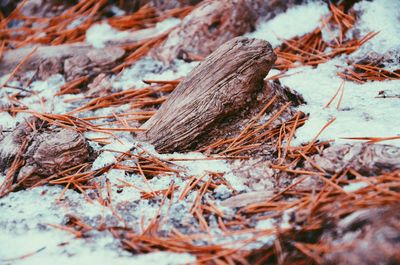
xmin=248 ymin=0 xmax=306 ymax=20
xmin=138 ymin=37 xmax=277 ymax=153
xmin=152 ymin=0 xmax=255 ymax=64
xmin=151 ymin=0 xmax=202 ymax=11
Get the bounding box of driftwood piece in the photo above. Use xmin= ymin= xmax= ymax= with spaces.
xmin=152 ymin=0 xmax=255 ymax=63
xmin=138 ymin=37 xmax=276 ymax=153
xmin=305 ymin=143 xmax=400 ymax=176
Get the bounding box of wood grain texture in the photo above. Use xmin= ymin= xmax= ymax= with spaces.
xmin=139 ymin=37 xmax=277 ymax=153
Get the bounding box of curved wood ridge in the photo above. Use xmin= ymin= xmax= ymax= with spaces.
xmin=139 ymin=37 xmax=277 ymax=153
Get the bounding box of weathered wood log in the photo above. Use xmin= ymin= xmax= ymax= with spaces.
xmin=138 ymin=37 xmax=277 ymax=153
xmin=305 ymin=143 xmax=400 ymax=176
xmin=152 ymin=0 xmax=255 ymax=64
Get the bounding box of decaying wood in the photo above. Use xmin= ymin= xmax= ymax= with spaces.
xmin=305 ymin=143 xmax=400 ymax=175
xmin=138 ymin=37 xmax=277 ymax=153
xmin=0 ymin=117 xmax=38 ymax=172
xmin=63 ymin=47 xmax=125 ymax=81
xmin=152 ymin=0 xmax=255 ymax=63
xmin=0 ymin=119 xmax=91 ymax=187
xmin=322 ymin=205 xmax=400 ymax=265
xmin=16 ymin=128 xmax=91 ymax=187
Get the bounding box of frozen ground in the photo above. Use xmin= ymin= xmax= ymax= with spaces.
xmin=1 ymin=0 xmax=399 ymax=264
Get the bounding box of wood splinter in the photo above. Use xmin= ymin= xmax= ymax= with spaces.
xmin=138 ymin=37 xmax=277 ymax=153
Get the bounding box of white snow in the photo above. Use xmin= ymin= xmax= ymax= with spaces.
xmin=247 ymin=1 xmax=330 ymax=47
xmin=155 ymin=18 xmax=181 ymax=32
xmin=247 ymin=0 xmax=400 ymax=147
xmin=277 ymin=59 xmax=400 ymax=147
xmin=112 ymin=57 xmax=199 ymax=90
xmin=92 ymin=139 xmax=135 ymax=170
xmin=0 ymin=230 xmax=195 ymax=265
xmin=86 ymin=22 xmax=131 ymax=48
xmin=0 ymin=112 xmax=17 ymax=129
xmin=343 ymin=181 xmax=369 ymax=192
xmin=155 ymin=151 xmax=247 ymax=192
xmin=0 ymin=185 xmax=195 ymax=265
xmin=349 ymin=0 xmax=400 ymax=57
xmin=86 ymin=18 xmax=181 ymax=49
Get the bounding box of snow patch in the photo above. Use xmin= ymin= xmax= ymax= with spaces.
xmin=278 ymin=59 xmax=400 ymax=147
xmin=247 ymin=1 xmax=329 ymax=47
xmin=86 ymin=22 xmax=130 ymax=48
xmin=92 ymin=140 xmax=135 ymax=170
xmin=350 ymin=0 xmax=400 ymax=56
xmin=343 ymin=181 xmax=369 ymax=192
xmin=112 ymin=57 xmax=199 ymax=90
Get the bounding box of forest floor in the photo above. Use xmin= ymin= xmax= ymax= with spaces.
xmin=0 ymin=0 xmax=399 ymax=264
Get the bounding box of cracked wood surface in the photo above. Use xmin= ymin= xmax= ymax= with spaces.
xmin=138 ymin=37 xmax=277 ymax=153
